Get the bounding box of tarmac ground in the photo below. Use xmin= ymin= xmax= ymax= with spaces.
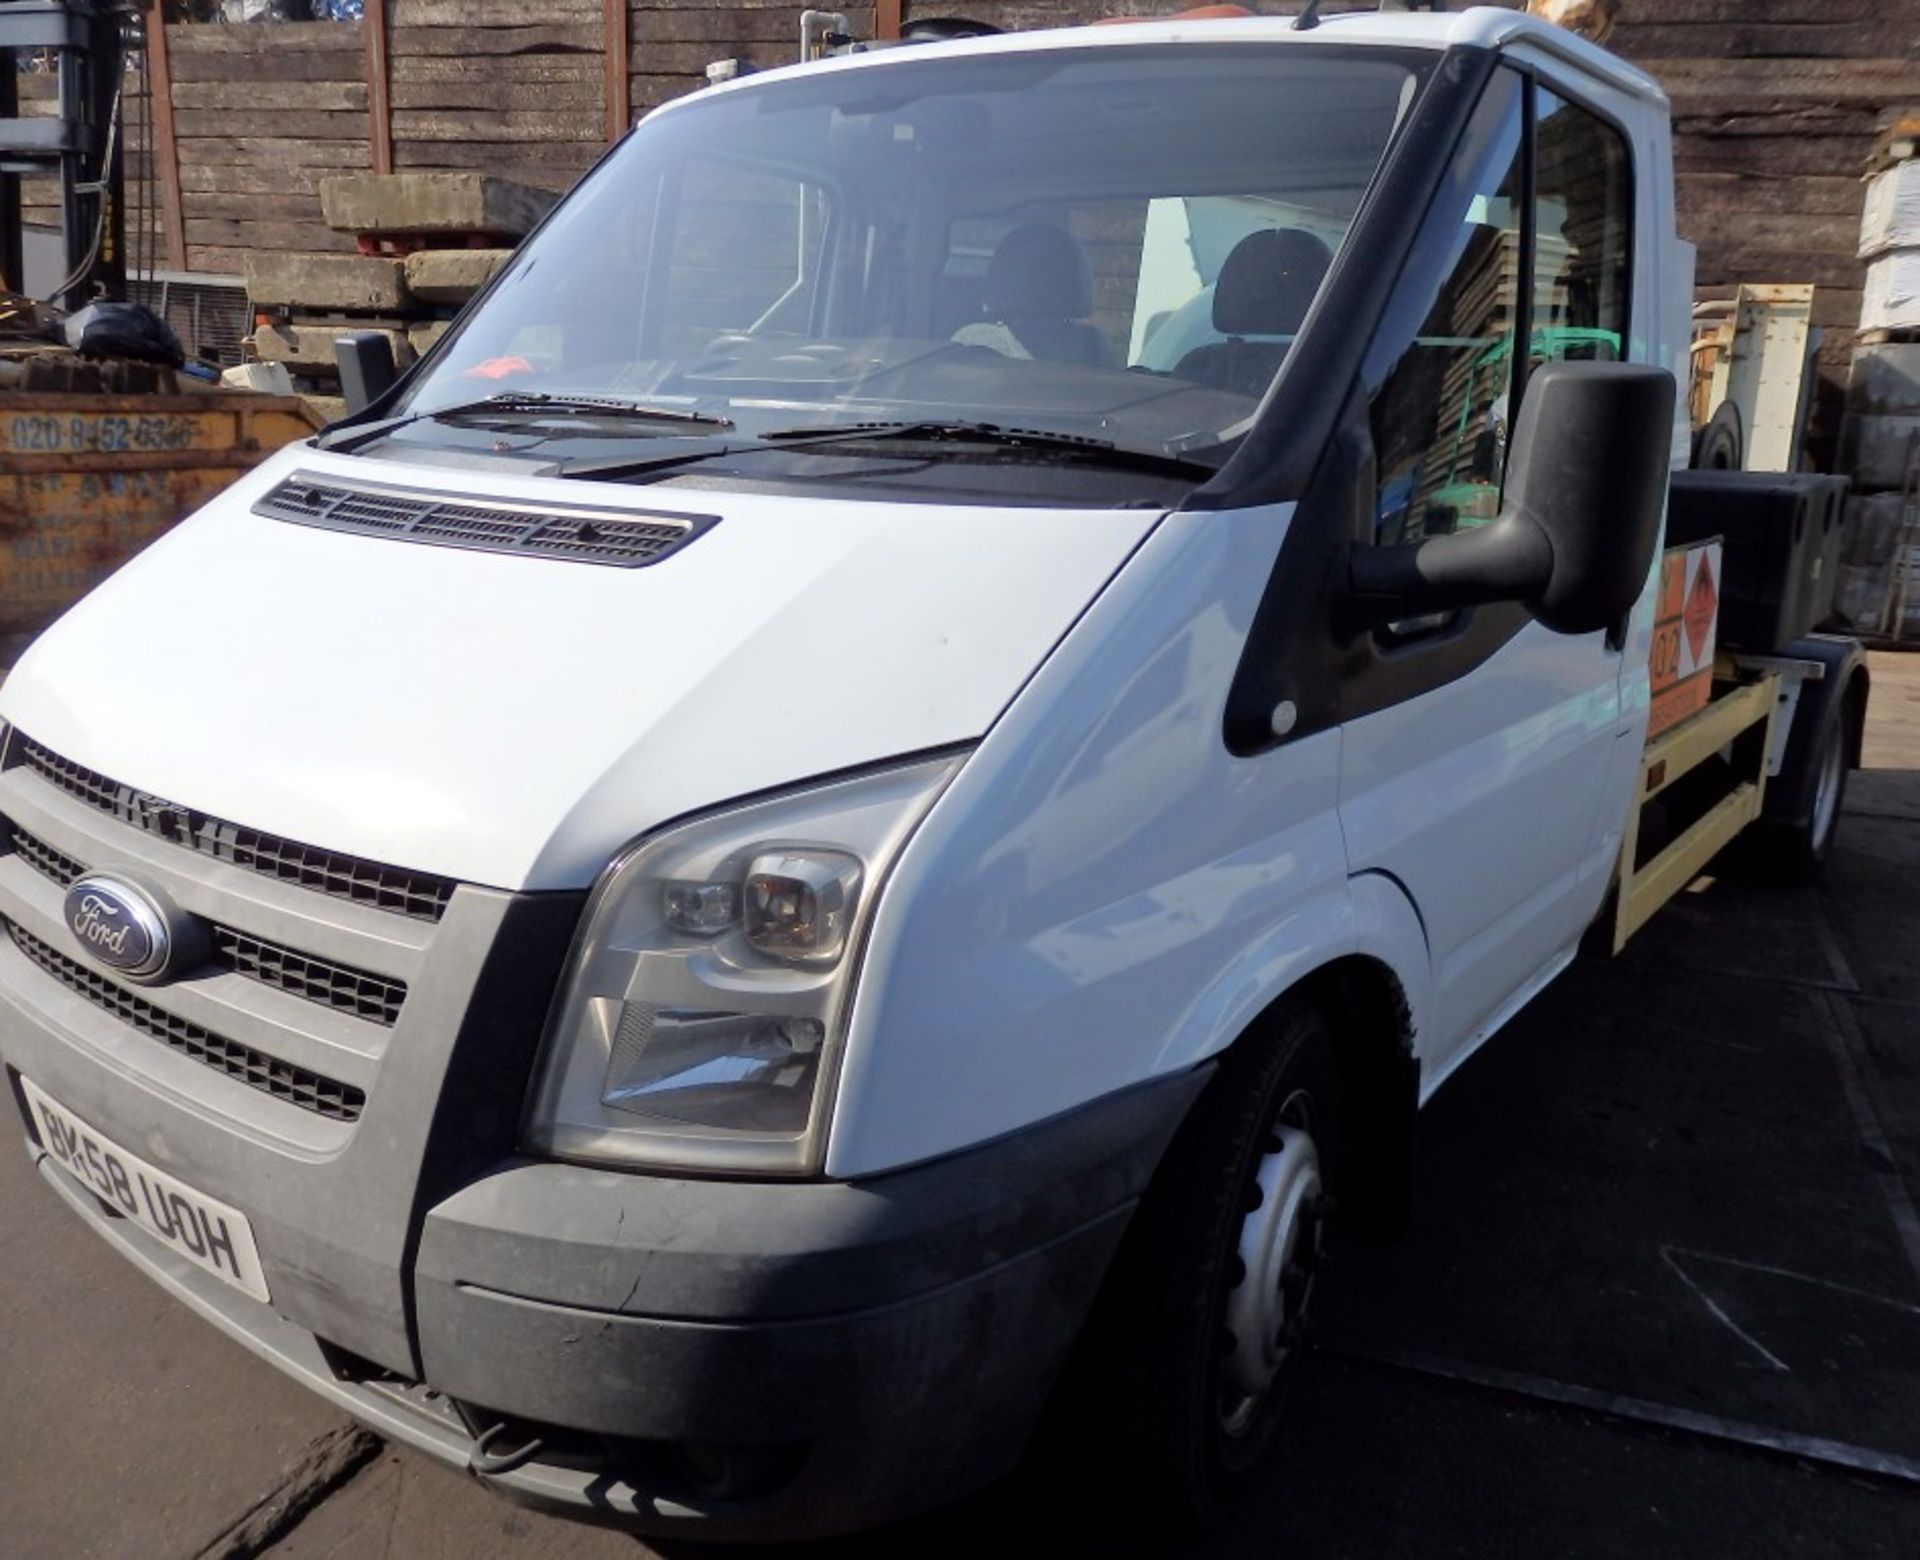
xmin=6 ymin=653 xmax=1919 ymax=1559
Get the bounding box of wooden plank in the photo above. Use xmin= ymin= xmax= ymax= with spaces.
xmin=1615 ymin=1 xmax=1884 ymax=21
xmin=392 ymin=141 xmax=600 ymax=169
xmin=179 ymin=193 xmax=325 ymax=222
xmin=172 ymin=80 xmax=368 ymax=111
xmin=390 ymin=81 xmax=601 ymax=111
xmin=181 ymin=163 xmax=344 ymax=196
xmin=177 ymin=137 xmax=372 ymax=170
xmin=1616 ymin=22 xmax=1906 ymax=59
xmin=631 ymin=9 xmax=865 ymax=44
xmin=393 ymin=0 xmax=597 ymax=25
xmin=145 ymin=2 xmax=188 ymax=270
xmin=877 ymin=0 xmax=901 ymax=40
xmin=389 ymin=109 xmax=603 ymax=142
xmin=187 ymin=217 xmax=359 ymax=252
xmin=173 ymin=109 xmax=371 ymax=138
xmin=388 ymin=24 xmax=599 ymax=56
xmin=391 ymin=54 xmax=599 ymax=82
xmin=1674 ymin=137 xmax=1884 ymax=179
xmin=186 ymin=246 xmax=251 ymax=273
xmin=1676 ymin=172 xmax=1870 ymax=219
xmin=391 ymin=147 xmax=593 ymax=191
xmin=1691 ymin=248 xmax=1865 ymax=290
xmin=366 ymin=0 xmax=393 ymax=176
xmin=634 ymin=41 xmax=800 ymax=74
xmin=604 ymin=0 xmax=629 ymax=142
xmin=632 ymin=74 xmax=704 ymax=113
xmin=1691 ymin=211 xmax=1863 ymax=251
xmin=167 ymin=50 xmax=366 ymax=84
xmin=167 ymin=21 xmax=364 ymax=53
xmin=1653 ymin=56 xmax=1920 ymax=94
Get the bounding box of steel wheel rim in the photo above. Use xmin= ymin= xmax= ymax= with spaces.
xmin=1218 ymin=1091 xmax=1325 ymax=1439
xmin=1811 ymin=724 xmax=1844 ymax=854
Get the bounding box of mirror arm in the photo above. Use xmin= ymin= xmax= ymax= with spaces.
xmin=1344 ymin=512 xmax=1554 ymax=631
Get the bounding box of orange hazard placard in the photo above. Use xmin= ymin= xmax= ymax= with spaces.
xmin=1647 ymin=541 xmax=1721 ymax=739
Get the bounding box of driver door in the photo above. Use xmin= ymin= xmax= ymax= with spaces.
xmin=1338 ymin=68 xmax=1640 ymax=1081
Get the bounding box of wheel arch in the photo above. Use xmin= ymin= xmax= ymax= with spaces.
xmin=1294 ymin=952 xmax=1420 ymax=1234
xmin=1195 ymin=870 xmax=1431 ymax=1236
xmin=1844 ymin=659 xmax=1871 ymax=769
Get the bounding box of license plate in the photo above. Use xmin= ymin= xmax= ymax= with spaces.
xmin=21 ymin=1077 xmax=270 ymax=1303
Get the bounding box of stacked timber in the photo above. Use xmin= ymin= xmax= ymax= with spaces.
xmin=243 ymin=172 xmax=553 ymax=421
xmin=1835 ymin=130 xmax=1920 ymax=640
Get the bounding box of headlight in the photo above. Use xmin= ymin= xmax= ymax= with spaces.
xmin=525 ymin=752 xmax=966 ymax=1175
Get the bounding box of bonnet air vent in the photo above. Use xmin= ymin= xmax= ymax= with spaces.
xmin=255 ymin=474 xmax=714 ymax=568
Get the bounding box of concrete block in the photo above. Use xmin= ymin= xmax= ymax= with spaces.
xmin=246 ymin=252 xmax=409 ymax=312
xmin=319 ymin=173 xmax=556 ymax=238
xmin=251 ymin=323 xmax=414 ymax=374
xmin=300 ymin=392 xmax=348 ymax=427
xmin=407 ymin=319 xmax=452 ymax=356
xmin=403 ymin=248 xmax=513 ymax=304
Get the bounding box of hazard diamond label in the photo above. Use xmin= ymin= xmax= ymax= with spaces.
xmin=1648 ymin=540 xmax=1722 ymax=739
xmin=1684 ymin=549 xmax=1718 ymax=668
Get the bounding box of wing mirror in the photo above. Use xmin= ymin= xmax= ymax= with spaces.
xmin=1346 ymin=361 xmax=1677 ymax=636
xmin=335 ymin=330 xmax=399 ymax=415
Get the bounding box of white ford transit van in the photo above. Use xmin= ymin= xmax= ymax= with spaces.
xmin=0 ymin=6 xmax=1867 ymax=1542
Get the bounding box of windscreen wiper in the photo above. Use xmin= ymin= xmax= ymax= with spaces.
xmin=754 ymin=418 xmax=1218 ymax=479
xmin=314 ymin=392 xmax=733 ymax=454
xmin=554 ymin=417 xmax=1224 ymax=486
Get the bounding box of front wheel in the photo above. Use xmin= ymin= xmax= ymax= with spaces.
xmin=1058 ymin=997 xmax=1342 ymax=1527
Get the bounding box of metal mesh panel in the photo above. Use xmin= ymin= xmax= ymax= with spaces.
xmin=15 ymin=738 xmax=456 ymax=923
xmin=8 ymin=921 xmax=366 ymax=1122
xmin=255 ymin=475 xmax=706 ymax=569
xmin=127 ymin=273 xmax=250 ymax=367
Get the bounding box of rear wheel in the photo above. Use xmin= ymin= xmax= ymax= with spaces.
xmin=1755 ymin=690 xmax=1853 ymax=882
xmin=1061 ymin=997 xmax=1342 ymax=1527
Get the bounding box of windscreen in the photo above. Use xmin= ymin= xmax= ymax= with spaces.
xmin=392 ymin=44 xmax=1425 ymax=463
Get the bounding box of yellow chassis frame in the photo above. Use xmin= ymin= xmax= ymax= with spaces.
xmin=1610 ymin=668 xmax=1781 ymax=954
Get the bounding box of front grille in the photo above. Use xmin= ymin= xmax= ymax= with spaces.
xmin=15 ymin=738 xmax=455 ymax=923
xmin=211 ymin=926 xmax=405 ymax=1027
xmin=5 ymin=818 xmax=408 ymax=1027
xmin=256 ymin=474 xmax=711 ymax=569
xmin=11 ymin=823 xmax=85 ymax=887
xmin=8 ymin=921 xmax=366 ymax=1122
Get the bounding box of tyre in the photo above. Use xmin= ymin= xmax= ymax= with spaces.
xmin=1057 ymin=997 xmax=1342 ymax=1528
xmin=1755 ymin=689 xmax=1853 ymax=883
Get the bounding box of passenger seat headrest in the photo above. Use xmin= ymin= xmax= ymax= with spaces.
xmin=1211 ymin=229 xmax=1334 ymax=337
xmin=985 ymin=224 xmax=1095 ymax=321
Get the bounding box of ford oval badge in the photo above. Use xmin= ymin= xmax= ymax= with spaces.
xmin=63 ymin=874 xmax=171 ymax=978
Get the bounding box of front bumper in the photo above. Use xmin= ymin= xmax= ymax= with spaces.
xmin=15 ymin=1066 xmax=1206 ymax=1540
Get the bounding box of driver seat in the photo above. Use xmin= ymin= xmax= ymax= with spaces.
xmin=1175 ymin=229 xmax=1333 ymax=397
xmin=952 ymin=224 xmax=1116 ymax=368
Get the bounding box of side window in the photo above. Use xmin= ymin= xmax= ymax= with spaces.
xmin=1531 ymin=90 xmax=1633 ymax=374
xmin=1369 ymin=72 xmax=1526 ymax=547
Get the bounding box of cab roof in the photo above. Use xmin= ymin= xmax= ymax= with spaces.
xmin=676 ymin=4 xmax=1667 ymax=118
